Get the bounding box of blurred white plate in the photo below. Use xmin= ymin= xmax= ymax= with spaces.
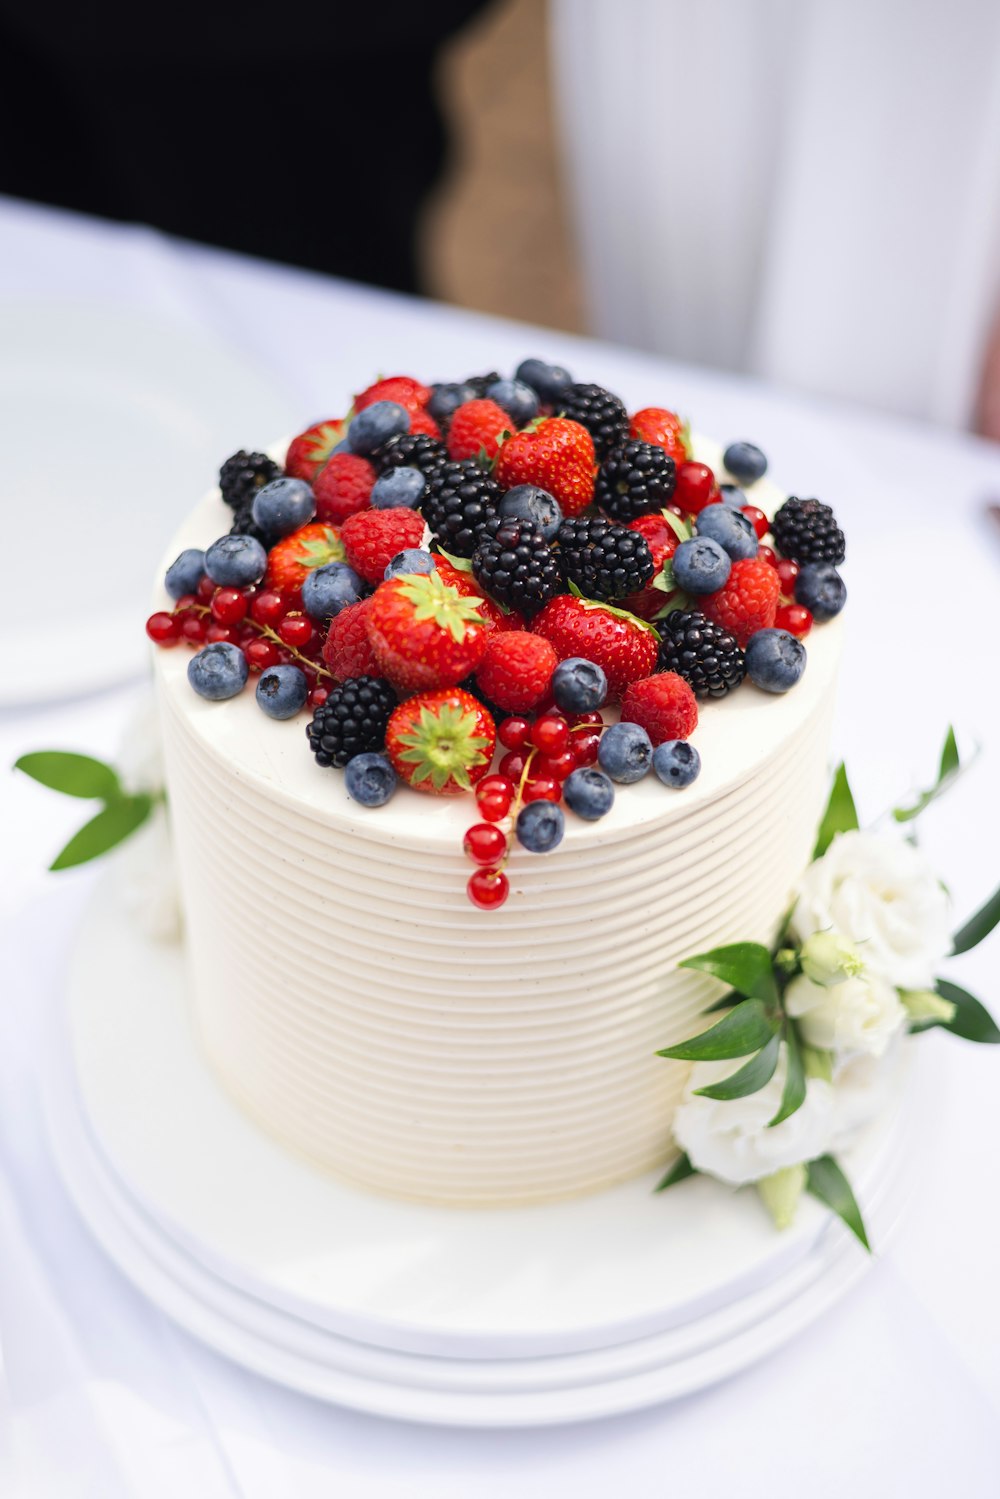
xmin=0 ymin=299 xmax=297 ymax=704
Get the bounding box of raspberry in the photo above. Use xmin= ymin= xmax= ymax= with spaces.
xmin=353 ymin=375 xmax=431 ymax=413
xmin=322 ymin=597 xmax=382 ymax=680
xmin=407 ymin=407 xmax=443 ymax=441
xmin=340 ymin=508 xmax=425 ymax=586
xmin=620 ymin=673 xmax=698 ymax=746
xmin=474 ymin=631 xmax=557 ymax=714
xmin=313 ymin=452 xmax=376 ymax=524
xmin=446 ymin=399 xmax=511 ymax=462
xmin=701 ymin=557 xmax=780 ymax=647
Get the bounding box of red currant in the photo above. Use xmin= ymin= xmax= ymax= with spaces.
xmin=674 ymin=461 xmax=715 ymax=516
xmin=530 ymin=713 xmax=570 ymax=756
xmin=775 ymin=603 xmax=813 ymax=638
xmin=205 ymin=623 xmax=239 ymax=644
xmin=775 ymin=558 xmax=800 ymax=597
xmin=523 ymin=776 xmax=561 ymax=803
xmin=279 ymin=613 xmax=315 ymax=650
xmin=251 ymin=589 xmax=290 ymax=626
xmin=145 ymin=611 xmax=180 ymax=645
xmin=463 ymin=823 xmax=508 ymax=865
xmin=467 ymin=867 xmax=510 ymax=910
xmin=196 ymin=575 xmax=215 ymax=602
xmin=758 ymin=544 xmax=777 ymax=568
xmin=245 ymin=637 xmax=280 ymax=672
xmin=569 ymin=710 xmax=604 ymax=727
xmin=211 ymin=587 xmax=248 ymax=625
xmin=173 ymin=593 xmax=198 ymax=612
xmin=499 ymin=750 xmax=528 ymax=782
xmin=535 ymin=750 xmax=576 ymax=781
xmin=307 ymin=686 xmax=329 ymax=709
xmin=740 ymin=505 xmax=769 ymax=539
xmin=181 ymin=614 xmax=207 ymax=644
xmin=572 ymin=729 xmax=601 ymax=766
xmin=475 ymin=775 xmax=515 ymax=822
xmin=498 ymin=716 xmax=531 ymax=751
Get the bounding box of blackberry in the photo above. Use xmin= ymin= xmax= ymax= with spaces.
xmin=771 ymin=497 xmax=846 ymax=565
xmin=421 ymin=460 xmax=503 ymax=557
xmin=555 ymin=382 xmax=629 ymax=460
xmin=306 ymin=677 xmax=398 ymax=769
xmin=373 ymin=431 xmax=447 ymax=477
xmin=595 ymin=440 xmax=676 ymax=522
xmin=463 ymin=370 xmax=501 ymax=399
xmin=556 ymin=516 xmax=654 ymax=602
xmin=656 ymin=609 xmax=745 ymax=699
xmin=471 ymin=517 xmax=565 ymax=617
xmin=219 ymin=450 xmax=280 ymax=511
xmin=228 ymin=501 xmax=268 ymax=545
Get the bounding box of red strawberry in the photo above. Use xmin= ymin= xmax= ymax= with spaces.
xmin=531 ymin=594 xmax=658 ymax=701
xmin=620 ymin=673 xmax=698 ymax=745
xmin=630 ymin=408 xmax=690 ymax=467
xmin=313 ymin=452 xmax=376 ymax=524
xmin=495 ymin=417 xmax=596 ymax=517
xmin=266 ymin=522 xmax=345 ymax=592
xmin=340 ymin=508 xmax=425 ymax=586
xmin=321 ymin=596 xmax=382 ymax=681
xmin=475 ymin=631 xmax=557 ymax=713
xmin=354 ymin=375 xmax=431 ymax=414
xmin=622 ymin=512 xmax=682 ymax=620
xmin=367 ymin=570 xmax=488 ymax=691
xmin=407 ymin=407 xmax=443 ymax=441
xmin=702 ymin=557 xmax=780 ymax=647
xmin=385 ymin=688 xmax=496 ymax=796
xmin=284 ymin=418 xmax=349 ymax=482
xmin=433 ymin=556 xmax=526 ymax=634
xmin=446 ymin=399 xmax=511 ymax=462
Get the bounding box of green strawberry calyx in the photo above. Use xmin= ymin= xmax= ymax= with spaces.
xmin=295 ymin=527 xmax=345 ymax=571
xmin=393 ymin=571 xmax=485 ymax=644
xmin=394 ymin=700 xmax=492 ymax=792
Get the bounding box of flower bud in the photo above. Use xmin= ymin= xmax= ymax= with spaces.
xmin=800 ymin=930 xmax=864 ymax=987
xmin=757 ymin=1163 xmax=807 ymax=1230
xmin=900 ymin=989 xmax=956 ymax=1024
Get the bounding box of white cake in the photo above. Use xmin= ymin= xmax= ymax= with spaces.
xmin=153 ymin=436 xmax=841 ymax=1206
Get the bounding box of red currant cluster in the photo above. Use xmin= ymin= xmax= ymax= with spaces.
xmin=461 ymin=707 xmax=605 ymax=911
xmin=146 ymin=578 xmax=332 ymax=708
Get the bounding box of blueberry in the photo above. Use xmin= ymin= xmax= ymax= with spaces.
xmin=345 ymin=752 xmax=398 ymax=808
xmin=653 ymin=739 xmax=701 ymax=788
xmin=597 ymin=721 xmax=652 ymax=783
xmin=723 ymin=442 xmax=768 ymax=485
xmin=695 ymin=502 xmax=758 ymax=560
xmin=164 ymin=547 xmax=205 ymax=600
xmin=514 ymin=358 xmax=573 ymax=404
xmin=187 ymin=641 xmax=248 ymax=700
xmin=256 ymin=664 xmax=309 ymax=719
xmin=794 ymin=562 xmax=847 ymax=621
xmin=347 ymin=401 xmax=410 ymax=455
xmin=563 ymin=767 xmax=614 ymax=820
xmin=486 ymin=378 xmax=538 ymax=426
xmin=515 ymin=799 xmax=565 ymax=853
xmin=301 ymin=561 xmax=365 ymax=622
xmin=718 ymin=484 xmax=748 ymax=510
xmin=370 ymin=466 xmax=426 ymax=509
xmin=498 ymin=483 xmax=563 ymax=540
xmin=428 ymin=382 xmax=478 ymax=425
xmin=252 ymin=476 xmax=315 ymax=540
xmin=672 ymin=536 xmax=732 ymax=595
xmin=204 ymin=533 xmax=267 ymax=587
xmin=384 ymin=548 xmax=437 ymax=581
xmin=745 ymin=628 xmax=807 ymax=692
xmin=551 ymin=657 xmax=608 ymax=713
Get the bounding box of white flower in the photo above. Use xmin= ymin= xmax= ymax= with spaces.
xmin=829 ymin=1039 xmax=903 ymax=1149
xmin=111 ymin=804 xmax=183 ymax=943
xmin=116 ymin=692 xmax=166 ymax=797
xmin=789 ymin=830 xmax=951 ymax=990
xmin=672 ymin=1047 xmax=836 ymax=1185
xmin=785 ymin=971 xmax=906 ymax=1059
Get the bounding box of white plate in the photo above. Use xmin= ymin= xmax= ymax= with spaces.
xmin=43 ymin=884 xmax=916 ymax=1424
xmin=0 ymin=299 xmax=297 ymax=704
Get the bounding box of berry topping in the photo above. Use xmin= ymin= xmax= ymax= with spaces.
xmin=656 ymin=609 xmax=746 ymax=699
xmin=384 ymin=547 xmax=436 ymax=580
xmin=313 ymin=452 xmax=377 ymax=525
xmin=266 ymin=522 xmax=345 ymax=593
xmin=146 ymin=610 xmax=180 ymax=645
xmin=474 ymin=631 xmax=557 ymax=713
xmin=446 ymin=399 xmax=512 ymax=462
xmin=775 ymin=558 xmax=800 ymax=596
xmin=219 ymin=449 xmax=281 ymax=510
xmin=204 ymin=534 xmax=267 ymax=588
xmin=595 ymin=440 xmax=676 ymax=523
xmin=306 ymin=676 xmax=398 ymax=768
xmin=467 ymin=866 xmax=510 ymax=910
xmin=673 ymin=460 xmax=716 ymax=516
xmin=367 ymin=570 xmax=488 ymax=692
xmin=771 ymin=497 xmax=846 ymax=565
xmin=301 ymin=561 xmax=364 ymax=623
xmin=322 ymin=596 xmax=381 ymax=681
xmin=620 ymin=672 xmax=698 ymax=746
xmin=597 ymin=721 xmax=653 ymax=783
xmin=775 ymin=602 xmax=813 ymax=638
xmin=485 ymin=378 xmax=539 ymax=427
xmin=694 ymin=502 xmax=759 ymax=561
xmin=340 ymin=507 xmax=425 ymax=586
xmin=495 ymin=417 xmax=596 ymax=517
xmin=629 ymin=407 xmax=688 ymax=465
xmin=620 ymin=511 xmax=682 ymax=619
xmin=498 ymin=483 xmax=563 ymax=540
xmin=551 ymin=656 xmax=608 ymax=714
xmin=472 ymin=516 xmax=566 ymax=617
xmin=165 ymin=548 xmax=206 ymax=600
xmin=556 ymin=515 xmax=655 ymax=601
xmin=347 ymin=401 xmax=410 ymax=456
xmin=344 ymin=751 xmax=398 ymax=807
xmin=514 ymin=357 xmax=573 ymax=404
xmin=252 ymin=477 xmax=316 ymax=542
xmin=515 ymin=800 xmax=565 ymax=853
xmin=374 ymin=431 xmax=448 ymax=477
xmin=563 ymin=766 xmax=614 ymax=820
xmin=722 ymin=441 xmax=768 ymax=485
xmin=672 ymin=536 xmax=732 ymax=595
xmin=794 ymin=562 xmax=847 ymax=621
xmin=370 ymin=466 xmax=426 ymax=509
xmin=701 ymin=556 xmax=780 ymax=646
xmin=422 ymin=459 xmax=503 ymax=557
xmin=385 ymin=687 xmax=496 ymax=795
xmin=256 ymin=664 xmax=309 ymax=719
xmin=475 ymin=774 xmax=515 ymax=822
xmin=188 ymin=641 xmax=249 ymax=701
xmin=555 ymin=383 xmax=629 ymax=460
xmin=463 ymin=822 xmax=508 ymax=865
xmin=653 ymin=739 xmax=701 ymax=789
xmin=531 ymin=594 xmax=659 ymax=701
xmin=740 ymin=505 xmax=769 ymax=539
xmin=353 ymin=376 xmax=431 ymax=414
xmin=284 ymin=419 xmax=348 ymax=482
xmin=744 ymin=628 xmax=807 ymax=693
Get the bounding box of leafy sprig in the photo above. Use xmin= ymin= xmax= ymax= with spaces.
xmin=15 ymin=751 xmax=157 ymax=869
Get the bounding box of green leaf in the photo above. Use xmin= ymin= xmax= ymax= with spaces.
xmin=892 ymin=725 xmax=962 ymax=823
xmin=649 ymin=592 xmax=691 ymax=622
xmin=951 ymin=882 xmax=1000 ymax=956
xmin=702 ymin=990 xmax=740 ymax=1014
xmin=769 ymin=1025 xmax=807 ymax=1126
xmin=813 ymin=763 xmax=859 ymax=859
xmin=805 ymin=1155 xmax=870 ymax=1251
xmin=659 ymin=508 xmax=692 ymax=543
xmin=679 ymin=941 xmax=779 ymax=1005
xmin=15 ymin=751 xmax=121 ymax=801
xmin=922 ymin=979 xmax=1000 ymax=1045
xmin=693 ymin=1031 xmax=781 ymax=1099
xmin=657 ymin=997 xmax=779 ymax=1061
xmin=651 ymin=559 xmax=676 ymax=593
xmin=653 ymin=1152 xmax=698 ymax=1193
xmin=433 ymin=547 xmax=473 ymax=574
xmin=50 ymin=796 xmax=153 ymax=870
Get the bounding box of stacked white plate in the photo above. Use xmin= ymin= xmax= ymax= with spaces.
xmin=44 ymin=886 xmax=916 ymax=1426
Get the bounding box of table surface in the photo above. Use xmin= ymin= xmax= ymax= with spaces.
xmin=2 ymin=195 xmax=999 ymax=1498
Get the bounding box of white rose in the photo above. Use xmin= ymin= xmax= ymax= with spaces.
xmin=789 ymin=830 xmax=950 ymax=990
xmin=785 ymin=971 xmax=906 ymax=1059
xmin=829 ymin=1037 xmax=903 ymax=1149
xmin=672 ymin=1047 xmax=836 ymax=1185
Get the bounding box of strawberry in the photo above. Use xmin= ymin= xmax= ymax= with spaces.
xmin=367 ymin=570 xmax=488 ymax=691
xmin=495 ymin=417 xmax=596 ymax=517
xmin=446 ymin=399 xmax=511 ymax=462
xmin=284 ymin=418 xmax=349 ymax=482
xmin=321 ymin=596 xmax=382 ymax=681
xmin=433 ymin=556 xmax=526 ymax=634
xmin=340 ymin=508 xmax=425 ymax=586
xmin=620 ymin=673 xmax=698 ymax=745
xmin=266 ymin=522 xmax=345 ymax=592
xmin=313 ymin=452 xmax=376 ymax=524
xmin=475 ymin=631 xmax=557 ymax=713
xmin=385 ymin=688 xmax=496 ymax=795
xmin=629 ymin=408 xmax=690 ymax=467
xmin=531 ymin=594 xmax=658 ymax=701
xmin=353 ymin=376 xmax=431 ymax=414
xmin=701 ymin=557 xmax=780 ymax=647
xmin=621 ymin=512 xmax=682 ymax=620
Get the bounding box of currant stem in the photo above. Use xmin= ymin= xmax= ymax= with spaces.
xmin=189 ymin=601 xmax=333 ymax=682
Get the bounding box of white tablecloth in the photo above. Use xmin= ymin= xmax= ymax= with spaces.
xmin=2 ymin=196 xmax=999 ymax=1497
